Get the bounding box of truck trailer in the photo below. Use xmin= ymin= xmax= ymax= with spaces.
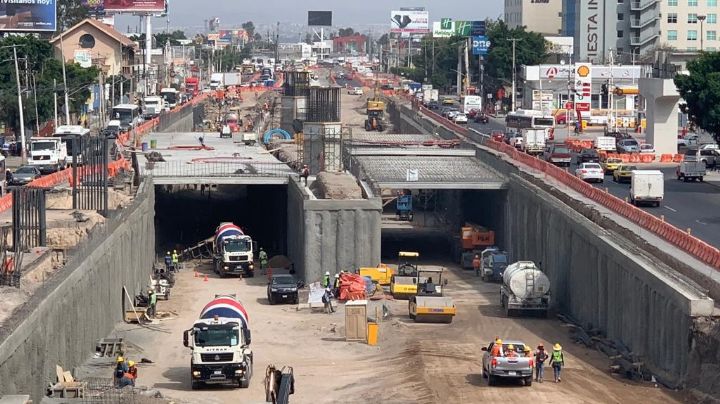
xmin=183 ymin=295 xmax=253 ymax=389
xmin=500 ymin=261 xmax=550 ymax=317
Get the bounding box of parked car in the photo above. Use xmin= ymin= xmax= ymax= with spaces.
xmin=639 ymin=143 xmax=655 ymax=154
xmin=613 ymin=164 xmax=638 ymax=183
xmin=9 ymin=165 xmax=41 ymax=186
xmin=601 ymin=157 xmax=623 ymax=174
xmin=453 ymin=113 xmax=468 ymax=124
xmin=575 ymin=163 xmax=604 ymax=183
xmin=481 ymin=340 xmax=534 ymax=386
xmin=544 ymin=144 xmax=572 ymax=167
xmin=678 ymin=134 xmax=700 ymax=148
xmin=616 ymin=138 xmax=640 ymax=153
xmin=474 ymin=113 xmax=489 ymax=124
xmin=577 ymin=148 xmax=600 ymax=164
xmin=267 ymin=274 xmax=303 ymax=304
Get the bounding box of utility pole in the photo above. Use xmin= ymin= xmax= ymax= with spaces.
xmin=2 ymin=44 xmax=27 ymax=162
xmin=479 ymin=55 xmax=485 ymax=106
xmin=699 ymin=15 xmax=707 ymax=51
xmin=464 ymin=37 xmax=470 ymax=96
xmin=456 ymin=44 xmax=462 ymax=97
xmin=509 ymin=38 xmax=521 ymax=112
xmin=60 ymin=35 xmax=71 ymax=124
xmin=32 ymin=74 xmax=39 ymax=134
xmin=54 ymin=78 xmax=58 ymax=125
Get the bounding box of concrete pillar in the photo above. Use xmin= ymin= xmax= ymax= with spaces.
xmin=639 ymin=78 xmax=681 ymax=156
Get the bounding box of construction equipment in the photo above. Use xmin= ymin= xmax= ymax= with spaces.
xmin=359 ymin=263 xmax=394 ymax=286
xmin=265 ymin=365 xmax=295 ymax=404
xmin=212 ymin=222 xmax=256 ymax=278
xmin=390 ymin=251 xmax=419 ymax=299
xmin=395 ymin=191 xmax=413 ymax=221
xmin=408 ymin=268 xmax=456 ymax=323
xmin=500 ymin=261 xmax=551 ymax=317
xmin=365 ymin=77 xmax=386 ymax=131
xmin=480 ymin=247 xmax=508 ymax=282
xmin=459 ymin=223 xmax=495 ymax=269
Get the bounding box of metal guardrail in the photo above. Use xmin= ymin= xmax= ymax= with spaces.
xmin=143 ymin=160 xmax=293 ymax=178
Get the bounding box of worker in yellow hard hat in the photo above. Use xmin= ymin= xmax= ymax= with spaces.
xmin=523 ymin=346 xmax=532 ymax=357
xmin=549 ymin=343 xmax=565 ymax=383
xmin=171 ymin=249 xmax=179 ymax=271
xmin=114 ymin=356 xmax=128 ymax=387
xmin=491 ymin=339 xmax=503 ymax=357
xmin=506 ymin=344 xmax=518 ymax=358
xmin=127 ymin=360 xmax=138 ymax=386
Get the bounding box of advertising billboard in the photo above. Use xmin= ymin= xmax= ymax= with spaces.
xmin=390 ymin=10 xmax=429 ymax=34
xmin=432 ymin=18 xmax=453 ymax=38
xmin=0 ymin=1 xmax=56 ymax=32
xmin=454 ymin=20 xmax=485 ymax=36
xmin=103 ymin=0 xmax=166 ymax=12
xmin=472 ymin=36 xmax=491 ymax=55
xmin=81 ymin=0 xmax=105 ymax=15
xmin=308 ymin=11 xmax=332 ymax=26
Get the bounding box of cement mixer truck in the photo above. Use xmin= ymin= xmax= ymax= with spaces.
xmin=213 ymin=222 xmax=255 ymax=278
xmin=183 ymin=295 xmax=254 ymax=389
xmin=500 ymin=261 xmax=550 ymax=317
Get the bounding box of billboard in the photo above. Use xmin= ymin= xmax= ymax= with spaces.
xmin=432 ymin=18 xmax=453 ymax=38
xmin=0 ymin=1 xmax=56 ymax=32
xmin=574 ymin=63 xmax=592 ymax=112
xmin=308 ymin=11 xmax=332 ymax=26
xmin=390 ymin=10 xmax=429 ymax=34
xmin=81 ymin=0 xmax=105 ymax=15
xmin=472 ymin=36 xmax=491 ymax=56
xmin=454 ymin=20 xmax=485 ymax=36
xmin=74 ymin=50 xmax=92 ymax=68
xmin=103 ymin=0 xmax=166 ymax=12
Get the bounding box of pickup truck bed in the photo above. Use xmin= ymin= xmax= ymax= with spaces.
xmin=481 ymin=341 xmax=534 ymax=386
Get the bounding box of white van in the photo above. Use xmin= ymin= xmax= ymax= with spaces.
xmin=630 ymin=170 xmax=664 ymax=207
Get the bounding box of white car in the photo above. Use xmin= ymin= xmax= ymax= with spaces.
xmin=678 ymin=134 xmax=700 ymax=148
xmin=453 ymin=113 xmax=468 ymax=124
xmin=639 ymin=144 xmax=655 ymax=154
xmin=348 ymin=87 xmax=363 ymax=95
xmin=447 ymin=110 xmax=459 ymax=120
xmin=575 ymin=163 xmax=604 ymax=183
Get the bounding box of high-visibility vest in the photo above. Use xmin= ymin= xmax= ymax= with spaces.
xmin=552 ymin=350 xmax=563 ymax=364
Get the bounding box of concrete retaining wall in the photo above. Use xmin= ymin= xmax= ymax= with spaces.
xmin=0 ymin=181 xmax=156 ymax=400
xmin=287 ymin=178 xmax=382 ymax=283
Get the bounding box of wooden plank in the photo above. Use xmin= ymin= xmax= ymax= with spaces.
xmin=62 ymin=370 xmax=74 ymax=383
xmin=55 ymin=365 xmax=64 ymax=383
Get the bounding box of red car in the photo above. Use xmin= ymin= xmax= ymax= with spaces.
xmin=491 ymin=130 xmax=504 ymax=142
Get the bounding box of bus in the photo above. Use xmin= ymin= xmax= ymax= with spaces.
xmin=505 ymin=110 xmax=555 ymax=140
xmin=55 ymin=125 xmax=90 ymax=165
xmin=111 ymin=104 xmax=141 ymax=132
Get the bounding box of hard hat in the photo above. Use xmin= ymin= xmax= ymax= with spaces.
xmin=128 ymin=360 xmax=135 ymax=367
xmin=166 ymin=251 xmax=170 ymax=255
xmin=524 ymin=346 xmax=531 ymax=352
xmin=554 ymin=343 xmax=562 ymax=350
xmin=117 ymin=356 xmax=124 ymax=362
xmin=335 ymin=274 xmax=339 ymax=278
xmin=507 ymin=344 xmax=515 ymax=350
xmin=495 ymin=338 xmax=502 ymax=344
xmin=325 ymin=271 xmax=330 ymax=275
xmin=148 ymin=289 xmax=154 ymax=294
xmin=173 ymin=250 xmax=177 ymax=253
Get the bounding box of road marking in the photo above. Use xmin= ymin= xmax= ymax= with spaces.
xmin=696 ymin=219 xmax=708 ymax=225
xmin=664 ymin=206 xmax=678 ymax=212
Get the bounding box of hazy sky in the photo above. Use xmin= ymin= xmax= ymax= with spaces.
xmin=115 ymin=0 xmax=504 ymax=34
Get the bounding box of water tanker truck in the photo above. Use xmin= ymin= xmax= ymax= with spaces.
xmin=183 ymin=295 xmax=253 ymax=389
xmin=213 ymin=222 xmax=255 ymax=278
xmin=500 ymin=261 xmax=550 ymax=317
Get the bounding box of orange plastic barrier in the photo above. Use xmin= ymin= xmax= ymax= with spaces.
xmin=640 ymin=154 xmax=654 ymax=163
xmin=629 ymin=154 xmax=640 ymax=163
xmin=673 ymin=154 xmax=683 ymax=162
xmin=660 ymin=154 xmax=673 ymax=162
xmin=620 ymin=154 xmax=630 ymax=162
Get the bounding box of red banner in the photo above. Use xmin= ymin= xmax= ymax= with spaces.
xmin=103 ymin=0 xmax=166 ymax=12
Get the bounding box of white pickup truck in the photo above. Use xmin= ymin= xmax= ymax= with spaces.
xmin=677 ymin=156 xmax=706 ymax=182
xmin=481 ymin=340 xmax=534 ymax=386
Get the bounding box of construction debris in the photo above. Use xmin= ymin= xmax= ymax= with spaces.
xmin=310 ymin=172 xmax=363 ymax=200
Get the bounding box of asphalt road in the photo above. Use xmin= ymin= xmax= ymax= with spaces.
xmin=468 ymin=117 xmax=720 ymax=249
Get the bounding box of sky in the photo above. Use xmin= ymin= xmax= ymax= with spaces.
xmin=115 ymin=0 xmax=504 ymax=35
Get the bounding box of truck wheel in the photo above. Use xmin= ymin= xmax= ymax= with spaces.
xmin=239 ymin=359 xmax=253 ymax=388
xmin=524 ymin=376 xmax=533 ymax=386
xmin=683 ymin=176 xmax=689 ymax=182
xmin=488 ymin=374 xmax=496 ymax=386
xmin=191 ymin=380 xmax=201 ymax=390
xmin=700 ymin=177 xmax=704 ymax=182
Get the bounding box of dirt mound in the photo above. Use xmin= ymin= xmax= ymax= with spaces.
xmin=310 ymin=172 xmax=363 ymax=199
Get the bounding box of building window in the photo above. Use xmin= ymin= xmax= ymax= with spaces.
xmin=688 ymin=30 xmax=698 ymax=40
xmin=709 ymin=13 xmax=717 ymax=23
xmin=689 ymin=0 xmax=699 ymax=5
xmin=708 ymin=30 xmax=717 ymax=40
xmin=689 ymin=13 xmax=698 ymax=23
xmin=668 ymin=0 xmax=678 ymax=5
xmin=618 ymin=13 xmax=625 ymax=20
xmin=710 ymin=0 xmax=718 ymax=6
xmin=668 ymin=30 xmax=678 ymax=40
xmin=668 ymin=13 xmax=678 ymax=23
xmin=688 ymin=47 xmax=698 ymax=51
xmin=618 ymin=30 xmax=624 ymax=38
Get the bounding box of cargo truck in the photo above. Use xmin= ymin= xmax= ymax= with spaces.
xmin=185 ymin=77 xmax=200 ymax=97
xmin=522 ymin=129 xmax=546 ymax=155
xmin=630 ymin=170 xmax=664 ymax=207
xmin=160 ymin=88 xmax=179 ymax=109
xmin=500 ymin=261 xmax=550 ymax=317
xmin=143 ymin=96 xmax=164 ymax=118
xmin=183 ymin=295 xmax=253 ymax=389
xmin=213 ymin=222 xmax=255 ymax=278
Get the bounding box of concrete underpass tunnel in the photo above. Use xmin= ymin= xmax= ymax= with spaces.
xmin=154 ymin=184 xmax=288 ymax=258
xmin=379 ymin=189 xmax=508 ymax=262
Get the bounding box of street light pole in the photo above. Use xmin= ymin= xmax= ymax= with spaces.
xmin=2 ymin=44 xmax=27 ymax=162
xmin=698 ymin=15 xmax=706 ymax=51
xmin=509 ymin=38 xmax=521 ymax=112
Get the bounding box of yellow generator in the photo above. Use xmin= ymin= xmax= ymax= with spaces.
xmin=408 ymin=268 xmax=456 ymax=323
xmin=365 ymin=99 xmax=386 ymax=132
xmin=359 ymin=264 xmax=394 ymax=286
xmin=390 ymin=252 xmax=419 ymax=299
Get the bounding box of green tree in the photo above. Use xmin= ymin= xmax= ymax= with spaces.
xmin=485 ymin=20 xmax=549 ymax=90
xmin=57 ymin=0 xmax=89 ymax=32
xmin=675 ymin=52 xmax=720 ymax=142
xmin=154 ymin=30 xmax=187 ymax=46
xmin=338 ymin=27 xmax=356 ymax=37
xmin=242 ymin=21 xmax=256 ymax=37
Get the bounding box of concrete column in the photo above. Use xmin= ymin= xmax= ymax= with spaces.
xmin=639 ymin=78 xmax=681 ymax=156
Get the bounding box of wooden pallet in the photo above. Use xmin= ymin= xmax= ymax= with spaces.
xmin=49 ymin=382 xmax=85 ymax=398
xmin=97 ymin=338 xmax=124 ymax=357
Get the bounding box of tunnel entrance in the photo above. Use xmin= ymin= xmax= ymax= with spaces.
xmin=379 ymin=189 xmax=508 ymax=263
xmin=154 ymin=184 xmax=288 ymax=257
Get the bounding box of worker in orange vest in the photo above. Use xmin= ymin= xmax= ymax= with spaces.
xmin=506 ymin=344 xmax=519 ymax=358
xmin=472 ymin=254 xmax=482 ymax=277
xmin=490 ymin=339 xmax=503 ymax=357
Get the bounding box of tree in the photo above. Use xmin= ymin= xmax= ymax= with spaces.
xmin=485 ymin=20 xmax=549 ymax=88
xmin=338 ymin=28 xmax=356 ymax=37
xmin=154 ymin=30 xmax=187 ymax=46
xmin=242 ymin=21 xmax=256 ymax=37
xmin=57 ymin=0 xmax=89 ymax=32
xmin=674 ymin=52 xmax=720 ymax=142
xmin=254 ymin=33 xmax=262 ymax=42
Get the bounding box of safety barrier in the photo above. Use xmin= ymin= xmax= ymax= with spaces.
xmin=416 ymin=104 xmax=720 ymax=269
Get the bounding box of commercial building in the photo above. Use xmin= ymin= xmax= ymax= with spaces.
xmin=332 ymin=34 xmax=367 ymax=54
xmin=504 ymin=0 xmax=563 ymax=35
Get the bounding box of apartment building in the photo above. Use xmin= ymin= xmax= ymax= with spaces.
xmin=504 ymin=0 xmax=563 ymax=35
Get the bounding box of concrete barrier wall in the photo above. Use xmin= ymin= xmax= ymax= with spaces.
xmin=0 ymin=181 xmax=156 ymax=400
xmin=286 ymin=179 xmax=382 ymax=283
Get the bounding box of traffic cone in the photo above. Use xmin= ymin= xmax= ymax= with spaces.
xmin=203 ymin=274 xmax=208 ymax=282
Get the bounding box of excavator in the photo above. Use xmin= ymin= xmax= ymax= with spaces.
xmin=365 ymin=78 xmax=385 ymax=132
xmin=408 ymin=268 xmax=456 ymax=323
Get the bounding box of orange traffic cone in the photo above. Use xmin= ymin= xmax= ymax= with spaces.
xmin=203 ymin=274 xmax=208 ymax=282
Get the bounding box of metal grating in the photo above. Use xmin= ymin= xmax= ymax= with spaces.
xmin=283 ymin=71 xmax=311 ymax=97
xmin=71 ymin=134 xmax=110 ymax=216
xmin=306 ymin=87 xmax=341 ymax=123
xmin=12 ymin=187 xmax=46 ymax=252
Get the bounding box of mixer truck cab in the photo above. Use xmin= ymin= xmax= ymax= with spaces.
xmin=183 ymin=295 xmax=253 ymax=389
xmin=213 ymin=222 xmax=255 ymax=278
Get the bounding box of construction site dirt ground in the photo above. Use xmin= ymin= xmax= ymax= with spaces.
xmin=87 ymin=259 xmax=684 ymax=404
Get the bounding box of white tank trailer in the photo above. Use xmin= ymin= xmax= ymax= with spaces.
xmin=500 ymin=261 xmax=550 ymax=317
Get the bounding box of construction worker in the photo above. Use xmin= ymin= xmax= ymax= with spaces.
xmin=505 ymin=344 xmax=518 ymax=358
xmin=323 ymin=287 xmax=335 ymax=313
xmin=164 ymin=252 xmax=172 ymax=271
xmin=534 ymin=343 xmax=549 ymax=383
xmin=472 ymin=254 xmax=481 ymax=277
xmin=523 ymin=346 xmax=532 ymax=357
xmin=300 ymin=165 xmax=310 ymax=185
xmin=148 ymin=289 xmax=157 ymax=318
xmin=171 ymin=250 xmax=179 ymax=271
xmin=490 ymin=339 xmax=503 ymax=357
xmin=321 ymin=271 xmax=331 ymax=288
xmin=333 ymin=273 xmax=341 ymax=296
xmin=258 ymin=248 xmax=268 ymax=273
xmin=549 ymin=343 xmax=564 ymax=382
xmin=114 ymin=356 xmax=128 ymax=387
xmin=127 ymin=360 xmax=138 ymax=386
